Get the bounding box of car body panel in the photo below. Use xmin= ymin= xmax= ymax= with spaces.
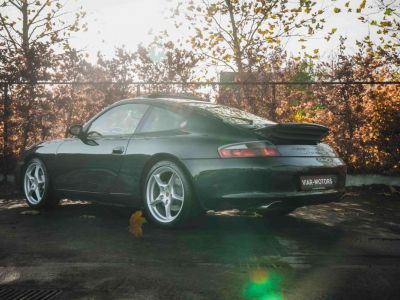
xmin=53 ymin=136 xmax=131 ymax=193
xmin=16 ymin=96 xmax=347 ymax=211
xmin=181 ymin=156 xmax=346 ymax=210
xmin=15 ymin=139 xmax=63 ymax=187
xmin=114 ymin=132 xmax=243 ymax=200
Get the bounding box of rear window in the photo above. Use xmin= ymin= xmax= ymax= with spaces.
xmin=187 ymin=103 xmax=275 ymax=126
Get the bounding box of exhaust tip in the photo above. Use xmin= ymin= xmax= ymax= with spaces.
xmin=259 ymin=200 xmax=283 ymax=210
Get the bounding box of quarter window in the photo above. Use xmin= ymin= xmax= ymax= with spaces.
xmin=88 ymin=104 xmax=148 ymax=136
xmin=187 ymin=103 xmax=275 ymax=126
xmin=140 ymin=106 xmax=185 ymax=133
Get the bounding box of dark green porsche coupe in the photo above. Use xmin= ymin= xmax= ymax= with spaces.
xmin=16 ymin=95 xmax=346 ymax=227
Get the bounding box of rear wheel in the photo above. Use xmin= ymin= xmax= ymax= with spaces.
xmin=23 ymin=158 xmax=60 ymax=209
xmin=143 ymin=160 xmax=201 ymax=228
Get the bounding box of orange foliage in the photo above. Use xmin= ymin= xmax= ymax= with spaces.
xmin=217 ymin=49 xmax=400 ymax=174
xmin=1 ymin=37 xmax=399 ymax=176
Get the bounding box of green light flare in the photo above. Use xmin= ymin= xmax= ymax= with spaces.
xmin=243 ymin=269 xmax=283 ymax=300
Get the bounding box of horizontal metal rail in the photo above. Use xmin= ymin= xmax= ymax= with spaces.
xmin=0 ymin=81 xmax=399 ymax=85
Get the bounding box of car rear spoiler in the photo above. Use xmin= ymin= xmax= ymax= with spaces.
xmin=253 ymin=123 xmax=329 ymax=145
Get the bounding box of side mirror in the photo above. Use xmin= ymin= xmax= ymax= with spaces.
xmin=69 ymin=124 xmax=83 ymax=137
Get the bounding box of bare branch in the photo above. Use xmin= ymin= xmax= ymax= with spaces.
xmin=242 ymin=0 xmax=279 ymax=52
xmin=31 ymin=23 xmax=72 ymax=43
xmin=30 ymin=10 xmax=72 ymax=26
xmin=8 ymin=0 xmax=22 ymax=10
xmin=8 ymin=22 xmax=23 ymax=38
xmin=28 ymin=0 xmax=51 ymax=26
xmin=0 ymin=14 xmax=19 ymax=49
xmin=200 ymin=49 xmax=236 ymax=71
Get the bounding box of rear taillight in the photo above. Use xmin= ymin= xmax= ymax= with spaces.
xmin=218 ymin=142 xmax=280 ymax=158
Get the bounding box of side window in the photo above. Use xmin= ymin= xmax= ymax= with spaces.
xmin=140 ymin=106 xmax=186 ymax=133
xmin=88 ymin=104 xmax=148 ymax=136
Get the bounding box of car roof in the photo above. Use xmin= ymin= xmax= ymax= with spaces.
xmin=111 ymin=95 xmax=214 ymax=108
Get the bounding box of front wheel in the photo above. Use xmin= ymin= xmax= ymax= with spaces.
xmin=23 ymin=158 xmax=60 ymax=209
xmin=143 ymin=160 xmax=201 ymax=228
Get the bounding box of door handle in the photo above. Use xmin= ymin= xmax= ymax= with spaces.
xmin=112 ymin=146 xmax=125 ymax=155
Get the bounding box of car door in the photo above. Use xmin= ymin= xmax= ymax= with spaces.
xmin=114 ymin=105 xmax=189 ymax=199
xmin=53 ymin=103 xmax=149 ymax=194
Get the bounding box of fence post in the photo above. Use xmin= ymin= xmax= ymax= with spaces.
xmin=1 ymin=82 xmax=10 ymax=184
xmin=136 ymin=84 xmax=141 ymax=96
xmin=271 ymin=83 xmax=277 ymax=120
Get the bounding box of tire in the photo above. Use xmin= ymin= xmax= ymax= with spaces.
xmin=143 ymin=160 xmax=201 ymax=228
xmin=23 ymin=158 xmax=60 ymax=209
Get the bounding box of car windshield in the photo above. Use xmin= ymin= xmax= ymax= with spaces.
xmin=186 ymin=102 xmax=275 ymax=126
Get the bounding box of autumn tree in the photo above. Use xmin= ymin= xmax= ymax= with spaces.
xmin=354 ymin=0 xmax=400 ymax=53
xmin=0 ymin=0 xmax=85 ymax=179
xmin=97 ymin=47 xmax=137 ymax=105
xmin=289 ymin=40 xmax=400 ymax=174
xmin=180 ymin=1 xmax=335 ymax=75
xmin=177 ymin=0 xmax=335 ymax=116
xmin=51 ymin=49 xmax=105 ymax=138
xmin=133 ymin=41 xmax=200 ymax=95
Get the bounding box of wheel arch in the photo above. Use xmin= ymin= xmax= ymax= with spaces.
xmin=18 ymin=154 xmax=49 ymax=190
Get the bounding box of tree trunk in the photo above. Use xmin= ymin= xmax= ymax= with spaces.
xmin=20 ymin=1 xmax=37 ymax=151
xmin=1 ymin=83 xmax=10 ymax=183
xmin=225 ymin=0 xmax=249 ymax=108
xmin=22 ymin=1 xmax=29 ymax=50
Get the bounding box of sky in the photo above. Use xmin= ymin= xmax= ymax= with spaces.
xmin=67 ymin=0 xmax=177 ymax=61
xmin=66 ymin=0 xmax=380 ymax=64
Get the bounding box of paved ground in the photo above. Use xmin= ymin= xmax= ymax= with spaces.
xmin=1 ymin=185 xmax=400 ymax=300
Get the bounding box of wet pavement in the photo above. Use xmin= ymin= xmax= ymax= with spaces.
xmin=0 ymin=189 xmax=400 ymax=299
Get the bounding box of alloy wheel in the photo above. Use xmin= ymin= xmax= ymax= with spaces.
xmin=146 ymin=166 xmax=185 ymax=223
xmin=24 ymin=162 xmax=46 ymax=205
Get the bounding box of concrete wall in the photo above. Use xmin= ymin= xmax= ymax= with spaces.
xmin=346 ymin=174 xmax=400 ymax=187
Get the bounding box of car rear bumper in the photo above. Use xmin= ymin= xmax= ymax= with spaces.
xmin=181 ymin=156 xmax=346 ymax=210
xmin=215 ymin=189 xmax=344 ymax=211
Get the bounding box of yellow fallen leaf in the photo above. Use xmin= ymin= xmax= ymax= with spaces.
xmin=129 ymin=210 xmax=146 ymax=238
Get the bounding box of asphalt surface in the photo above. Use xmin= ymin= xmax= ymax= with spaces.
xmin=1 ymin=187 xmax=400 ymax=300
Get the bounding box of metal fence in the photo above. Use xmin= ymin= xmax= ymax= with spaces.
xmin=1 ymin=80 xmax=400 ymax=180
xmin=2 ymin=80 xmax=400 ymax=96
